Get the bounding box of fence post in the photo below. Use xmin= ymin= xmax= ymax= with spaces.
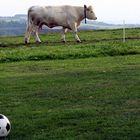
xmin=123 ymin=20 xmax=126 ymax=43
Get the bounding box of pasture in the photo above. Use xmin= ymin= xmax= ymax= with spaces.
xmin=0 ymin=29 xmax=140 ymax=139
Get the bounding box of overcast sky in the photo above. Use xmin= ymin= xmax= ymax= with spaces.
xmin=0 ymin=0 xmax=140 ymax=24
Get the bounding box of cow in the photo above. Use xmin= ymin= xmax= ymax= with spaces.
xmin=24 ymin=5 xmax=97 ymax=44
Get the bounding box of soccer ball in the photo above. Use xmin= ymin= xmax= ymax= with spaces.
xmin=0 ymin=114 xmax=11 ymax=137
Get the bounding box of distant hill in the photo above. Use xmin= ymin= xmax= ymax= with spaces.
xmin=80 ymin=20 xmax=140 ymax=30
xmin=0 ymin=14 xmax=26 ymax=23
xmin=0 ymin=14 xmax=140 ymax=36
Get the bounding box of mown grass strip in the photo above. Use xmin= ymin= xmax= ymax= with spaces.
xmin=0 ymin=42 xmax=140 ymax=63
xmin=0 ymin=55 xmax=140 ymax=139
xmin=0 ymin=29 xmax=140 ymax=63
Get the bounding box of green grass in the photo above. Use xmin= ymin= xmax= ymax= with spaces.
xmin=0 ymin=55 xmax=140 ymax=139
xmin=0 ymin=30 xmax=140 ymax=62
xmin=0 ymin=29 xmax=140 ymax=139
xmin=0 ymin=42 xmax=139 ymax=63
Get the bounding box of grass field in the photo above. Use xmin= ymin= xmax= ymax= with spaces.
xmin=0 ymin=29 xmax=140 ymax=139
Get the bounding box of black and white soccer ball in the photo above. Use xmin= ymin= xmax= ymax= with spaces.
xmin=0 ymin=114 xmax=11 ymax=137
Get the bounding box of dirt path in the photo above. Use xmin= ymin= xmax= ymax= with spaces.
xmin=0 ymin=37 xmax=140 ymax=48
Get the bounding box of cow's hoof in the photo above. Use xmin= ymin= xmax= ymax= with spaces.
xmin=35 ymin=41 xmax=41 ymax=44
xmin=25 ymin=41 xmax=30 ymax=44
xmin=25 ymin=41 xmax=28 ymax=44
xmin=24 ymin=39 xmax=29 ymax=44
xmin=61 ymin=40 xmax=66 ymax=43
xmin=76 ymin=40 xmax=81 ymax=43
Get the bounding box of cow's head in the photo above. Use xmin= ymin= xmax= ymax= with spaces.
xmin=85 ymin=5 xmax=97 ymax=20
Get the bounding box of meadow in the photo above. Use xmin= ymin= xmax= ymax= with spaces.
xmin=0 ymin=29 xmax=140 ymax=139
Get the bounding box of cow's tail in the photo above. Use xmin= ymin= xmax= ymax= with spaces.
xmin=26 ymin=8 xmax=34 ymax=31
xmin=24 ymin=8 xmax=34 ymax=44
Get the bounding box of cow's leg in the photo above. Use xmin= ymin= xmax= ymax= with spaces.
xmin=74 ymin=31 xmax=81 ymax=43
xmin=33 ymin=26 xmax=41 ymax=43
xmin=61 ymin=27 xmax=68 ymax=42
xmin=70 ymin=23 xmax=81 ymax=43
xmin=24 ymin=24 xmax=33 ymax=44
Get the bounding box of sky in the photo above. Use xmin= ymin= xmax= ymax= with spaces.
xmin=0 ymin=0 xmax=140 ymax=24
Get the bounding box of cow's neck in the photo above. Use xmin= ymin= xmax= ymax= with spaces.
xmin=76 ymin=6 xmax=85 ymax=22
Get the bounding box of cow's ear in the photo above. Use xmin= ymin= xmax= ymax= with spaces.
xmin=87 ymin=6 xmax=92 ymax=11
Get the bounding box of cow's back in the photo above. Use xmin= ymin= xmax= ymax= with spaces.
xmin=28 ymin=5 xmax=78 ymax=20
xmin=28 ymin=5 xmax=77 ymax=28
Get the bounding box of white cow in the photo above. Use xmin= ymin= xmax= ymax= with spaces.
xmin=24 ymin=5 xmax=97 ymax=44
